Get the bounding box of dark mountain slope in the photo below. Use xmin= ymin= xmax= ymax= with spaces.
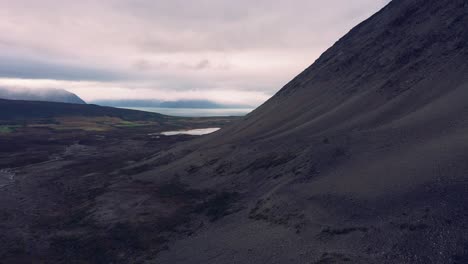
xmin=217 ymin=0 xmax=468 ymax=142
xmin=126 ymin=0 xmax=468 ymax=263
xmin=0 ymin=87 xmax=86 ymax=104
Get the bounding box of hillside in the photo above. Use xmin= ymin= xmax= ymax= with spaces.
xmin=92 ymin=99 xmax=251 ymax=109
xmin=0 ymin=98 xmax=166 ymax=121
xmin=0 ymin=98 xmax=237 ymax=132
xmin=0 ymin=87 xmax=86 ymax=104
xmin=132 ymin=0 xmax=468 ymax=263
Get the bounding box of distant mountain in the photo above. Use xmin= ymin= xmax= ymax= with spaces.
xmin=0 ymin=87 xmax=86 ymax=104
xmin=0 ymin=98 xmax=165 ymax=121
xmin=91 ymin=99 xmax=251 ymax=109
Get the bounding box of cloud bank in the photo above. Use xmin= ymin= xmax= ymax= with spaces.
xmin=0 ymin=0 xmax=390 ymax=106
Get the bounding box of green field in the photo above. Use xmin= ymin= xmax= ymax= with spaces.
xmin=0 ymin=125 xmax=17 ymax=134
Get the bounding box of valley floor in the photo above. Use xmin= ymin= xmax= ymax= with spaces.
xmin=0 ymin=119 xmax=235 ymax=263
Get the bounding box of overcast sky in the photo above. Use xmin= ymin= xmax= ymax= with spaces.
xmin=0 ymin=0 xmax=390 ymax=106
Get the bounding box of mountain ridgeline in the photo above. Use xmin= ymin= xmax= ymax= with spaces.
xmin=133 ymin=0 xmax=468 ymax=262
xmin=0 ymin=98 xmax=166 ymax=121
xmin=92 ymin=99 xmax=251 ymax=109
xmin=0 ymin=87 xmax=86 ymax=104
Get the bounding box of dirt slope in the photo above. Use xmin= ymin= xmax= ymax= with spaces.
xmin=137 ymin=0 xmax=468 ymax=263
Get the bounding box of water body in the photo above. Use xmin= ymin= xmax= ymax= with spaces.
xmin=161 ymin=128 xmax=220 ymax=136
xmin=123 ymin=107 xmax=253 ymax=117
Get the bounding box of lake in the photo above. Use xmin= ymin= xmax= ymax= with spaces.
xmin=161 ymin=127 xmax=220 ymax=136
xmin=122 ymin=107 xmax=253 ymax=117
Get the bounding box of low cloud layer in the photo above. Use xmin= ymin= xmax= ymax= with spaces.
xmin=0 ymin=0 xmax=390 ymax=106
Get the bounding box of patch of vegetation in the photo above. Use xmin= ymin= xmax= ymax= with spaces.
xmin=22 ymin=116 xmax=155 ymax=132
xmin=0 ymin=125 xmax=19 ymax=134
xmin=114 ymin=120 xmax=150 ymax=128
xmin=0 ymin=126 xmax=13 ymax=133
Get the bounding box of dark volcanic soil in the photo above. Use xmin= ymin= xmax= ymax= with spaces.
xmin=139 ymin=0 xmax=468 ymax=263
xmin=0 ymin=121 xmax=241 ymax=263
xmin=0 ymin=127 xmax=200 ymax=263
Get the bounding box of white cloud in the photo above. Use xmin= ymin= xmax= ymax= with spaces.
xmin=0 ymin=78 xmax=270 ymax=106
xmin=0 ymin=0 xmax=390 ymax=106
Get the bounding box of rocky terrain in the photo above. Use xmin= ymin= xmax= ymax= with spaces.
xmin=0 ymin=100 xmax=238 ymax=263
xmin=2 ymin=0 xmax=468 ymax=263
xmin=141 ymin=0 xmax=468 ymax=262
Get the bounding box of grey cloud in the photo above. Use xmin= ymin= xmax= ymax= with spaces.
xmin=179 ymin=59 xmax=212 ymax=71
xmin=130 ymin=0 xmax=392 ymax=53
xmin=132 ymin=59 xmax=213 ymax=72
xmin=1 ymin=0 xmax=391 ymax=54
xmin=0 ymin=56 xmax=130 ymax=81
xmin=132 ymin=59 xmax=170 ymax=72
xmin=0 ymin=0 xmax=391 ymax=104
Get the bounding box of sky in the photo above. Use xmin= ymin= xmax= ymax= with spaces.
xmin=0 ymin=0 xmax=390 ymax=106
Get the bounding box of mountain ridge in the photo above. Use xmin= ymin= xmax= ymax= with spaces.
xmin=91 ymin=99 xmax=252 ymax=109
xmin=212 ymin=0 xmax=468 ymax=143
xmin=0 ymin=87 xmax=86 ymax=104
xmin=0 ymin=98 xmax=168 ymax=121
xmin=138 ymin=0 xmax=468 ymax=262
